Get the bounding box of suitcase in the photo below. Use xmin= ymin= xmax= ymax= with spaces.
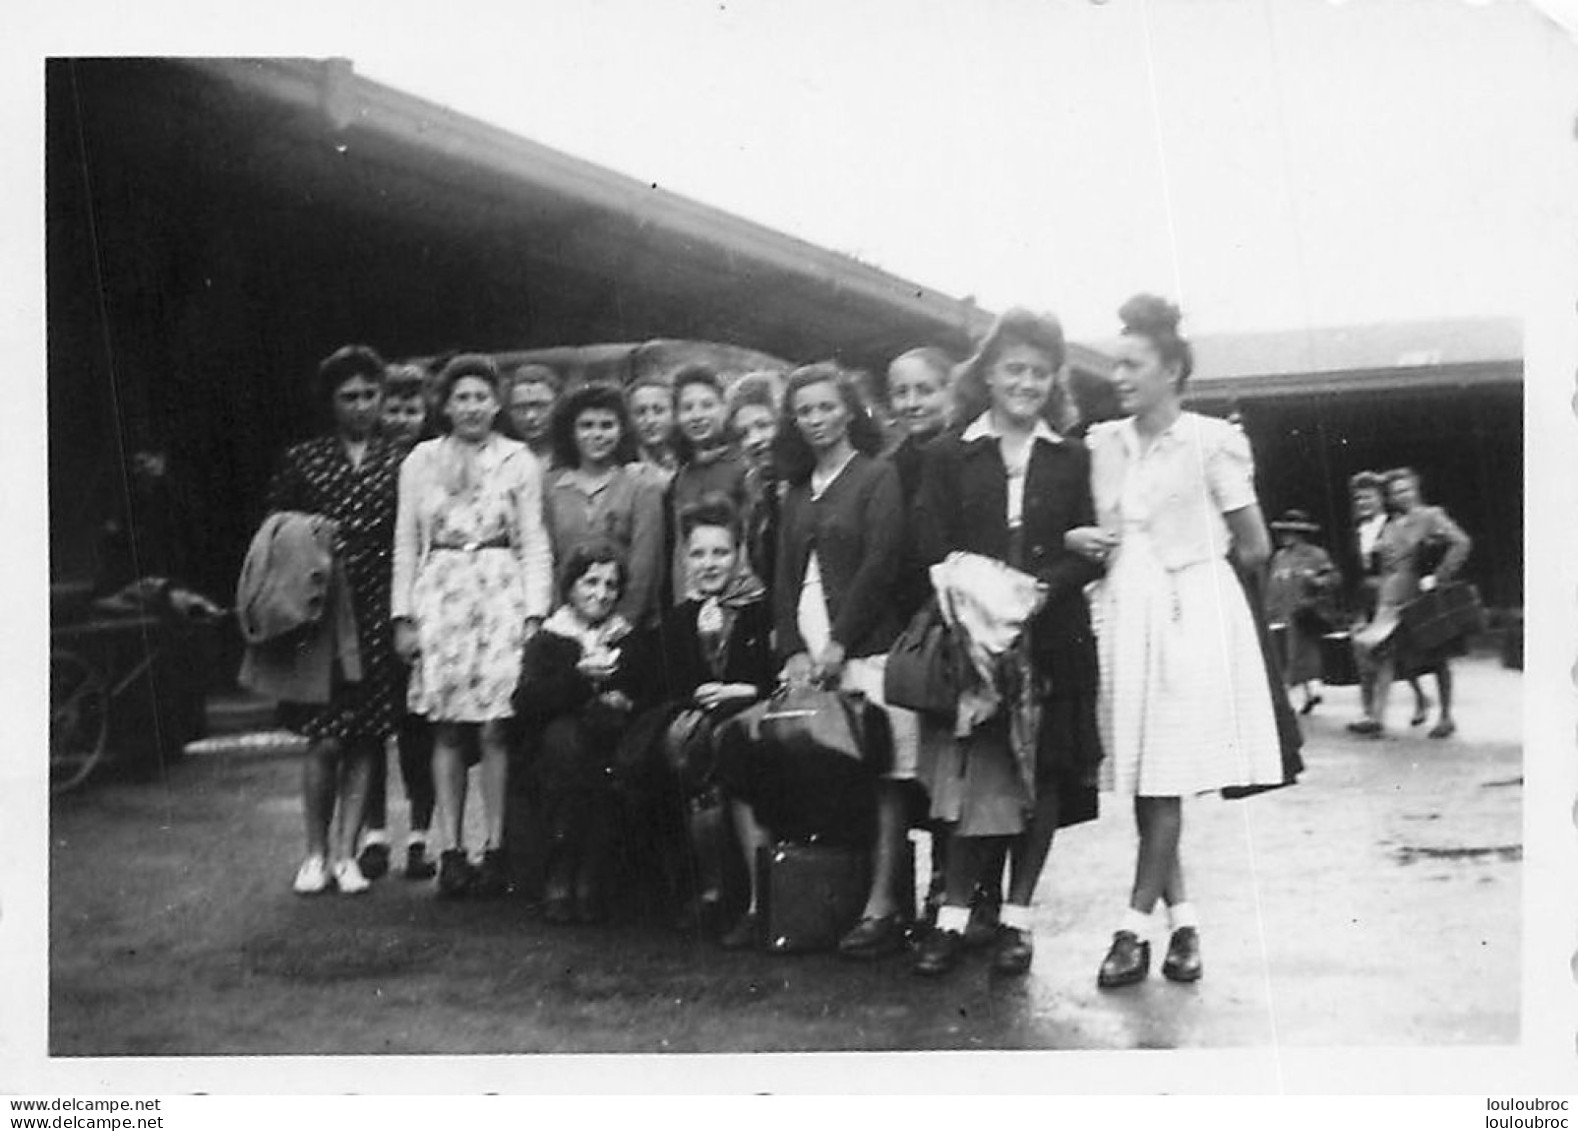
xmin=1398 ymin=582 xmax=1484 ymax=652
xmin=1320 ymin=631 xmax=1360 ymax=687
xmin=755 ymin=839 xmax=915 ymax=953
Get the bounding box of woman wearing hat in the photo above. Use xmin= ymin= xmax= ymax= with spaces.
xmin=1265 ymin=510 xmax=1342 ymax=715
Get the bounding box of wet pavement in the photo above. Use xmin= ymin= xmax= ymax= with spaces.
xmin=49 ymin=655 xmax=1521 ymax=1055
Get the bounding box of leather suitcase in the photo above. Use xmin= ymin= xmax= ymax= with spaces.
xmin=756 ymin=839 xmax=916 ymax=953
xmin=1320 ymin=631 xmax=1360 ymax=687
xmin=1398 ymin=582 xmax=1483 ymax=652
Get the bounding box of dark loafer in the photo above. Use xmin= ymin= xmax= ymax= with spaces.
xmin=357 ymin=840 xmax=391 ymax=881
xmin=1346 ymin=719 xmax=1384 ymax=738
xmin=435 ymin=849 xmax=474 ymax=899
xmin=838 ymin=914 xmax=907 ymax=960
xmin=719 ymin=912 xmax=760 ymax=951
xmin=1428 ymin=719 xmax=1457 ymax=740
xmin=1097 ymin=930 xmax=1151 ymax=989
xmin=470 ymin=848 xmax=512 ymax=899
xmin=404 ymin=843 xmax=437 ymax=881
xmin=1161 ymin=926 xmax=1202 ymax=983
xmin=989 ymin=925 xmax=1034 ymax=976
xmin=912 ymin=928 xmax=964 ymax=978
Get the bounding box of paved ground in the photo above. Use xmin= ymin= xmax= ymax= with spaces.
xmin=48 ymin=655 xmax=1521 ymax=1055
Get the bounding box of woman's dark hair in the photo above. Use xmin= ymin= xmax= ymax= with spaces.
xmin=670 ymin=363 xmax=731 ymax=465
xmin=557 ymin=538 xmax=628 ymax=605
xmin=952 ymin=309 xmax=1071 ymax=429
xmin=772 ymin=362 xmax=886 ymax=486
xmin=549 ymin=382 xmax=640 ymax=469
xmin=1118 ymin=294 xmax=1194 ymax=387
xmin=678 ymin=491 xmax=743 ymax=545
xmin=728 ymin=371 xmax=781 ymax=422
xmin=432 ymin=354 xmax=504 ymax=434
xmin=317 ymin=344 xmax=386 ymax=405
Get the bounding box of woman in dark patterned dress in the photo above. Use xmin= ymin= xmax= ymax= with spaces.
xmin=268 ymin=345 xmax=404 ymax=896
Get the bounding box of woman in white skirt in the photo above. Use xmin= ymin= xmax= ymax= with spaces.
xmin=1067 ymin=295 xmax=1282 ymax=988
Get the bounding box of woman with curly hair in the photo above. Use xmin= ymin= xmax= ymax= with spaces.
xmin=392 ymin=354 xmax=554 ymax=899
xmin=542 ymin=382 xmax=667 ymax=634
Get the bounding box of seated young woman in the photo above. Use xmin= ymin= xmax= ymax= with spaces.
xmin=512 ymin=541 xmax=640 ymax=924
xmin=617 ymin=494 xmax=773 ymax=929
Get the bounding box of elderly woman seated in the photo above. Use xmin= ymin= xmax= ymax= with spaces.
xmin=512 ymin=541 xmax=640 ymax=924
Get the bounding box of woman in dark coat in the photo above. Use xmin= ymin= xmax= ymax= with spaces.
xmin=624 ymin=495 xmax=775 ymax=930
xmin=717 ymin=362 xmax=910 ymax=952
xmin=910 ymin=309 xmax=1104 ymax=978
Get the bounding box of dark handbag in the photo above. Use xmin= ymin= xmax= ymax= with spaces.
xmin=735 ymin=683 xmax=892 ymax=775
xmin=883 ymin=599 xmax=964 ymax=716
xmin=1319 ymin=631 xmax=1361 ymax=687
xmin=1398 ymin=581 xmax=1484 ymax=652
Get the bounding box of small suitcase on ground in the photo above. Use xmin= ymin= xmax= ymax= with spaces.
xmin=755 ymin=839 xmax=916 ymax=953
xmin=1320 ymin=631 xmax=1360 ymax=687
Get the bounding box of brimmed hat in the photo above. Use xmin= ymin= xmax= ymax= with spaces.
xmin=1271 ymin=508 xmax=1320 ymax=534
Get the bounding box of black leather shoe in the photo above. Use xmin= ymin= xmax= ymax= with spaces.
xmin=471 ymin=848 xmax=511 ymax=899
xmin=1097 ymin=930 xmax=1151 ymax=988
xmin=1346 ymin=719 xmax=1383 ymax=737
xmin=1161 ymin=927 xmax=1202 ymax=983
xmin=436 ymin=849 xmax=474 ymax=899
xmin=357 ymin=840 xmax=391 ymax=881
xmin=719 ymin=912 xmax=760 ymax=951
xmin=838 ymin=914 xmax=907 ymax=960
xmin=404 ymin=843 xmax=437 ymax=881
xmin=989 ymin=926 xmax=1034 ymax=976
xmin=912 ymin=929 xmax=964 ymax=977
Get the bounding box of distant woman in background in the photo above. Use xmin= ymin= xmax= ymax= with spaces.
xmin=392 ymin=354 xmax=554 ymax=899
xmin=668 ymin=365 xmax=749 ymax=604
xmin=727 ymin=372 xmax=783 ymax=593
xmin=504 ymin=363 xmax=562 ymax=468
xmin=358 ymin=361 xmax=440 ymax=882
xmin=627 ymin=374 xmax=679 ymax=488
xmin=1264 ymin=509 xmax=1342 ymax=716
xmin=1350 ymin=467 xmax=1471 ymax=739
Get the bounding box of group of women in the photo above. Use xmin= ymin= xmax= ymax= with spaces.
xmin=266 ymin=291 xmax=1298 ymax=988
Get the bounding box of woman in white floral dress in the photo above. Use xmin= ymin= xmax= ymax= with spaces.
xmin=392 ymin=355 xmax=553 ymax=898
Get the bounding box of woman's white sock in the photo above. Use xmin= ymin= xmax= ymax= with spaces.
xmin=1168 ymin=901 xmax=1200 ymax=930
xmin=1121 ymin=908 xmax=1153 ymax=936
xmin=936 ymin=905 xmax=971 ymax=934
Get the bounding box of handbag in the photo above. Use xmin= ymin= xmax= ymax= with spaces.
xmin=735 ymin=683 xmax=892 ymax=775
xmin=883 ymin=599 xmax=965 ymax=716
xmin=1398 ymin=581 xmax=1484 ymax=652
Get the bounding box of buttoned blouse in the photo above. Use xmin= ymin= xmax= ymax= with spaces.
xmin=1086 ymin=412 xmax=1257 ymax=571
xmin=543 ymin=465 xmax=665 ymax=626
xmin=391 ymin=434 xmax=554 ymax=621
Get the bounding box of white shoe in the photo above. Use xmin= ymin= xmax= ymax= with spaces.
xmin=293 ymin=856 xmax=331 ymax=895
xmin=332 ymin=858 xmax=371 ymax=894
